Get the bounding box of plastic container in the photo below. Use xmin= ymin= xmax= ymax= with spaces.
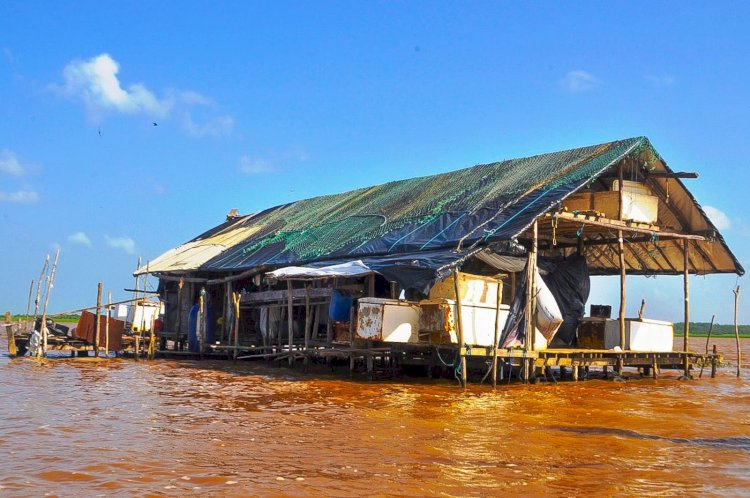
xmin=329 ymin=290 xmax=353 ymax=322
xmin=187 ymin=304 xmax=214 ymax=352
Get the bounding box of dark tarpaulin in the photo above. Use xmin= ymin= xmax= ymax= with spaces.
xmin=542 ymin=256 xmax=590 ymax=347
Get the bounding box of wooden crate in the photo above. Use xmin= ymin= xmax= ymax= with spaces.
xmin=592 ymin=191 xmax=658 ymax=223
xmin=576 ymin=317 xmax=608 ymax=349
xmin=429 ymin=272 xmax=501 ymax=306
xmin=562 ymin=192 xmax=594 ymax=213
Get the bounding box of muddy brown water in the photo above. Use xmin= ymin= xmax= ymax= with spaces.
xmin=1 ymin=336 xmax=749 ymax=497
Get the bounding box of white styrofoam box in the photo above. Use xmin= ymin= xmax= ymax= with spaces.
xmin=418 ymin=298 xmax=510 ymax=347
xmin=604 ymin=318 xmax=674 ymax=351
xmin=357 ymin=298 xmax=420 ymax=343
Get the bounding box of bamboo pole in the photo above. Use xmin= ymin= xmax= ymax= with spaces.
xmin=133 ymin=258 xmax=141 ymax=361
xmin=32 ymin=255 xmax=50 ymax=325
xmin=25 ymin=279 xmax=34 ymax=322
xmin=530 ymin=221 xmax=538 ymax=354
xmin=175 ymin=277 xmax=184 ymax=349
xmin=232 ymin=291 xmax=241 ymax=362
xmin=734 ymin=285 xmax=742 ymax=378
xmin=38 ymin=249 xmax=60 ymax=359
xmin=683 ymin=239 xmax=690 ymax=377
xmin=105 ymin=292 xmax=111 ymax=358
xmin=304 ymin=285 xmax=311 ymax=367
xmin=453 ymin=270 xmax=467 ymax=387
xmin=617 ymin=229 xmax=626 ymax=376
xmin=699 ymin=315 xmax=715 ymax=379
xmin=94 ymin=282 xmax=103 ymax=357
xmin=5 ymin=311 xmax=16 ymax=357
xmin=287 ymin=280 xmax=294 ymax=366
xmin=491 ymin=277 xmax=502 ymax=388
xmin=198 ymin=287 xmax=206 ymax=358
xmin=711 ymin=344 xmax=718 ymax=378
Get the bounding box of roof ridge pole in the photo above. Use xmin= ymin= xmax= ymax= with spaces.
xmin=617 ymin=162 xmax=626 ymax=377
xmin=683 ymin=239 xmax=691 ymax=378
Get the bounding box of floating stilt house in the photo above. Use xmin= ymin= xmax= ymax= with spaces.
xmin=137 ymin=137 xmax=743 ymax=383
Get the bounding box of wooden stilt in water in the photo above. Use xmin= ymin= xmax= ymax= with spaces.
xmin=25 ymin=279 xmax=34 ymax=324
xmin=453 ymin=270 xmax=467 ymax=387
xmin=39 ymin=249 xmax=60 ymax=359
xmin=711 ymin=344 xmax=718 ymax=379
xmin=491 ymin=276 xmax=502 ymax=388
xmin=699 ymin=315 xmax=715 ymax=378
xmin=133 ymin=259 xmax=141 ymax=361
xmin=175 ymin=277 xmax=184 ymax=350
xmin=5 ymin=311 xmax=16 ymax=357
xmin=734 ymin=285 xmax=742 ymax=378
xmin=232 ymin=291 xmax=241 ymax=362
xmin=198 ymin=287 xmax=206 ymax=360
xmin=287 ymin=280 xmax=294 ymax=366
xmin=94 ymin=282 xmax=102 ymax=358
xmin=303 ymin=285 xmax=311 ymax=368
xmin=616 ymin=229 xmax=626 ymax=376
xmin=349 ymin=307 xmax=355 ymax=376
xmin=105 ymin=292 xmax=111 ymax=358
xmin=616 ymin=162 xmax=626 ymax=377
xmin=683 ymin=239 xmax=691 ymax=378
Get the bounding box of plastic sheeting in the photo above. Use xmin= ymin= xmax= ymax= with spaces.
xmin=267 ymin=260 xmax=373 ymax=280
xmin=542 ymin=256 xmax=590 ymax=347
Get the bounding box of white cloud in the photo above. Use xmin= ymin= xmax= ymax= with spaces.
xmin=61 ymin=54 xmax=172 ymax=119
xmin=239 ymin=155 xmax=274 ymax=174
xmin=183 ymin=114 xmax=234 ymax=138
xmin=703 ymin=205 xmax=731 ymax=230
xmin=0 ymin=149 xmax=26 ymax=176
xmin=58 ymin=54 xmax=235 ymax=138
xmin=645 ymin=74 xmax=675 ymax=87
xmin=68 ymin=231 xmax=93 ymax=247
xmin=0 ymin=190 xmax=39 ymax=203
xmin=560 ymin=70 xmax=600 ymax=93
xmin=105 ymin=235 xmax=136 ymax=254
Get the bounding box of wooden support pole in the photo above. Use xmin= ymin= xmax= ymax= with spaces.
xmin=198 ymin=287 xmax=206 ymax=359
xmin=530 ymin=220 xmax=538 ymax=354
xmin=711 ymin=344 xmax=718 ymax=379
xmin=453 ymin=269 xmax=467 ymax=387
xmin=105 ymin=292 xmax=111 ymax=357
xmin=287 ymin=280 xmax=294 ymax=366
xmin=25 ymin=279 xmax=34 ymax=323
xmin=367 ymin=274 xmax=375 ymax=297
xmin=232 ymin=291 xmax=241 ymax=362
xmin=95 ymin=282 xmax=103 ymax=357
xmin=683 ymin=239 xmax=690 ymax=377
xmin=32 ymin=255 xmax=50 ymax=325
xmin=39 ymin=249 xmax=60 ymax=359
xmin=491 ymin=276 xmax=502 ymax=388
xmin=176 ymin=277 xmax=184 ymax=350
xmin=5 ymin=311 xmax=16 ymax=357
xmin=304 ymin=285 xmax=311 ymax=367
xmin=699 ymin=315 xmax=715 ymax=378
xmin=617 ymin=229 xmax=626 ymax=375
xmin=734 ymin=286 xmax=742 ymax=378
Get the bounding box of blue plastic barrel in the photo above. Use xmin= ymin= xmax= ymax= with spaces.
xmin=329 ymin=290 xmax=353 ymax=322
xmin=187 ymin=305 xmax=215 ymax=352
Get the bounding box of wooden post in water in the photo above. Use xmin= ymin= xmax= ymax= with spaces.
xmin=5 ymin=311 xmax=16 ymax=357
xmin=734 ymin=285 xmax=742 ymax=378
xmin=95 ymin=282 xmax=103 ymax=357
xmin=198 ymin=287 xmax=206 ymax=359
xmin=683 ymin=239 xmax=690 ymax=378
xmin=491 ymin=277 xmax=502 ymax=388
xmin=304 ymin=285 xmax=311 ymax=368
xmin=287 ymin=280 xmax=294 ymax=366
xmin=711 ymin=344 xmax=718 ymax=379
xmin=453 ymin=269 xmax=467 ymax=387
xmin=699 ymin=315 xmax=715 ymax=379
xmin=176 ymin=277 xmax=184 ymax=350
xmin=523 ymin=243 xmax=534 ymax=382
xmin=25 ymin=279 xmax=34 ymax=323
xmin=133 ymin=260 xmax=141 ymax=361
xmin=105 ymin=292 xmax=111 ymax=358
xmin=232 ymin=291 xmax=241 ymax=362
xmin=616 ymin=162 xmax=626 ymax=376
xmin=32 ymin=255 xmax=50 ymax=326
xmin=617 ymin=229 xmax=626 ymax=376
xmin=39 ymin=249 xmax=60 ymax=359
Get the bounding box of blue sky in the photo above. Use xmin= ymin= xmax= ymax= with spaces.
xmin=1 ymin=1 xmax=748 ymax=323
